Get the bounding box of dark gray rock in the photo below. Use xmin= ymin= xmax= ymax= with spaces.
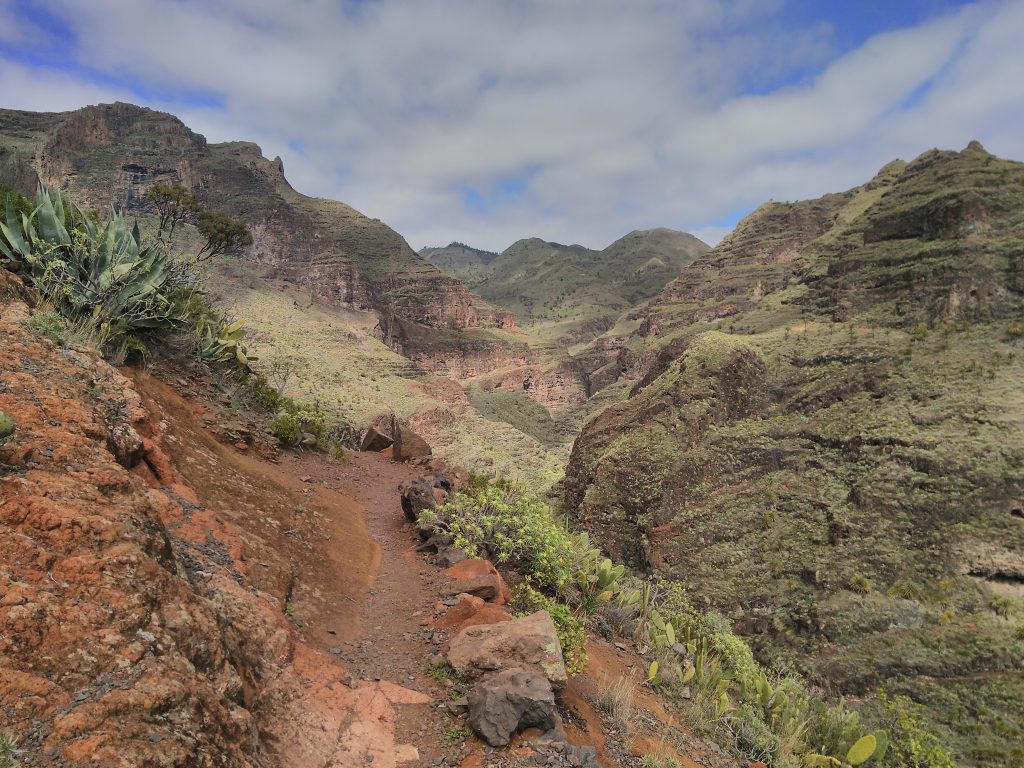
xmin=467 ymin=668 xmax=556 ymax=747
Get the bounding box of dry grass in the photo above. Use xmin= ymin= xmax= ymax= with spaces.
xmin=594 ymin=673 xmax=640 ymax=737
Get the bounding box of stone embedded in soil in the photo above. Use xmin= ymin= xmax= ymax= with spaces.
xmin=467 ymin=668 xmax=556 ymax=747
xmin=442 ymin=559 xmax=513 ymax=605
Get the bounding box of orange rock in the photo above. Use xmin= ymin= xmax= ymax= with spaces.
xmin=435 ymin=593 xmax=511 ymax=633
xmin=456 ymin=604 xmax=512 ymax=632
xmin=443 ymin=559 xmax=513 ymax=605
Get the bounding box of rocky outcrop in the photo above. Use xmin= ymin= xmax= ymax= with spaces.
xmin=0 ymin=103 xmax=504 ymax=331
xmin=0 ymin=291 xmax=428 ymax=766
xmin=0 ymin=299 xmax=268 ymax=765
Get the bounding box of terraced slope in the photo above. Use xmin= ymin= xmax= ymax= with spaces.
xmin=564 ymin=143 xmax=1024 ymax=766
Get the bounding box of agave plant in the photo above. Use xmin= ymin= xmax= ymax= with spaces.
xmin=0 ymin=185 xmax=195 ymax=354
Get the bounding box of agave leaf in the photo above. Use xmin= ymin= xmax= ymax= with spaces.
xmin=35 ymin=186 xmax=70 ymax=245
xmin=0 ymin=210 xmax=30 ymax=257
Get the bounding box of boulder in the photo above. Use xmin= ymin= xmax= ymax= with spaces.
xmin=401 ymin=472 xmax=454 ymax=524
xmin=360 ymin=427 xmax=393 ymax=452
xmin=443 ymin=559 xmax=512 ymax=605
xmin=447 ymin=611 xmax=567 ymax=689
xmin=401 ymin=475 xmax=439 ymax=524
xmin=393 ymin=423 xmax=432 ymax=461
xmin=467 ymin=668 xmax=556 ymax=747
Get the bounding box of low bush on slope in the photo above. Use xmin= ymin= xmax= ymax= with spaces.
xmin=420 ymin=476 xmax=952 ymax=768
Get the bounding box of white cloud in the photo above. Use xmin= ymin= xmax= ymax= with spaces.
xmin=0 ymin=0 xmax=1021 ymax=251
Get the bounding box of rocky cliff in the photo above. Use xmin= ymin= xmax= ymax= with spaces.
xmin=0 ymin=102 xmax=507 ymax=331
xmin=564 ymin=143 xmax=1024 ymax=765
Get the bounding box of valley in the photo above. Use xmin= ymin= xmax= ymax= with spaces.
xmin=2 ymin=102 xmax=1023 ymax=768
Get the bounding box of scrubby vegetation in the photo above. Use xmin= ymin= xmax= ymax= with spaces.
xmin=1 ymin=184 xmax=341 ymax=451
xmin=1 ymin=186 xmax=198 ymax=359
xmin=0 ymin=732 xmax=23 ymax=768
xmin=419 ymin=475 xmax=945 ymax=768
xmin=564 ymin=145 xmax=1024 ymax=766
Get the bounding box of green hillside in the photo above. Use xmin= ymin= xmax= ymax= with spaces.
xmin=565 ymin=142 xmax=1024 ymax=767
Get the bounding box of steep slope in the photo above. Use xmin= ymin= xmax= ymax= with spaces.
xmin=0 ymin=103 xmax=580 ymax=486
xmin=423 ymin=229 xmax=709 ymax=345
xmin=0 ymin=102 xmax=509 ymax=331
xmin=564 ymin=143 xmax=1024 ymax=765
xmin=420 ymin=241 xmax=501 ymax=286
xmin=0 ymin=275 xmax=438 ymax=766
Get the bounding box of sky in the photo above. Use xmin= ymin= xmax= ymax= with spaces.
xmin=1 ymin=0 xmax=1022 ymax=251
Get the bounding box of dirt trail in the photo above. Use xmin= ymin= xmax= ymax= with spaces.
xmin=133 ymin=371 xmax=466 ymax=765
xmin=131 ymin=368 xmax=731 ymax=768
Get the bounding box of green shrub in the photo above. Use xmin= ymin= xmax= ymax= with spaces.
xmin=25 ymin=309 xmax=68 ymax=345
xmin=0 ymin=185 xmax=196 ymax=359
xmin=866 ymin=694 xmax=954 ymax=768
xmin=512 ymin=582 xmax=587 ymax=675
xmin=848 ymin=575 xmax=874 ymax=594
xmin=1006 ymin=322 xmax=1024 ymax=339
xmin=0 ymin=412 xmax=15 ymax=443
xmin=271 ymin=412 xmax=302 ymax=445
xmin=271 ymin=404 xmax=327 ymax=447
xmin=0 ymin=183 xmax=32 ymax=224
xmin=419 ymin=478 xmax=575 ymax=589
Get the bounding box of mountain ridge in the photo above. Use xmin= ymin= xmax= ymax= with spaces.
xmin=422 ymin=227 xmax=709 ymax=346
xmin=564 ymin=141 xmax=1024 ymax=765
xmin=0 ymin=101 xmax=513 ymax=332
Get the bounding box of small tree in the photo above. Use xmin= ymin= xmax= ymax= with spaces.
xmin=266 ymin=358 xmax=297 ymax=396
xmin=146 ymin=183 xmax=199 ymax=241
xmin=196 ymin=210 xmax=253 ymax=261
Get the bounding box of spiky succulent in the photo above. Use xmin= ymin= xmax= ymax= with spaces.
xmin=0 ymin=185 xmax=196 ymax=355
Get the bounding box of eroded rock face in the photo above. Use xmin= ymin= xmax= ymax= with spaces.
xmin=0 ymin=302 xmax=428 ymax=766
xmin=0 ymin=103 xmax=505 ymax=332
xmin=0 ymin=310 xmax=267 ymax=765
xmin=564 ymin=143 xmax=1024 ymax=762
